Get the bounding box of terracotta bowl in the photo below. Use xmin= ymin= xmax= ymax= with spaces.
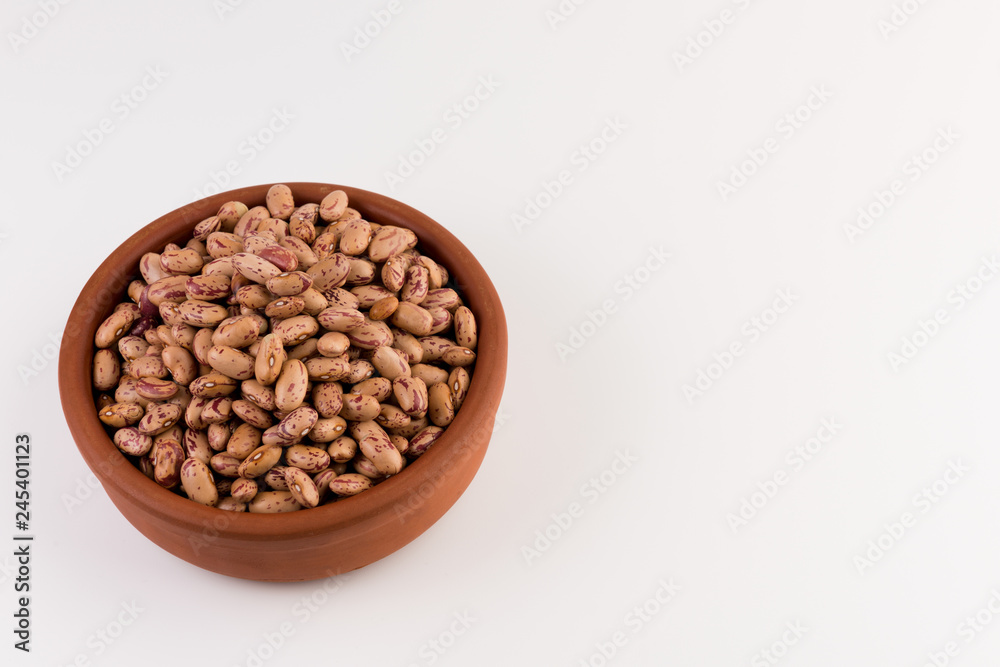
xmin=58 ymin=183 xmax=507 ymax=582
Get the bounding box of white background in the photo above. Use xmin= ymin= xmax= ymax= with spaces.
xmin=3 ymin=0 xmax=1000 ymax=665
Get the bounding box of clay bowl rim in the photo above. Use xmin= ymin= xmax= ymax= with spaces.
xmin=58 ymin=182 xmax=507 ymax=543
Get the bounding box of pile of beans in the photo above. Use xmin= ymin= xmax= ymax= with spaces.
xmin=91 ymin=185 xmax=477 ymax=513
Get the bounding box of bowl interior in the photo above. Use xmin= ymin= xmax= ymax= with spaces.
xmin=58 ymin=183 xmax=507 ymax=573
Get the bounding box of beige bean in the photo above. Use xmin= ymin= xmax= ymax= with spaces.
xmin=209 ymin=452 xmax=242 ymax=477
xmin=263 ymin=466 xmax=290 ymax=490
xmin=113 ymin=427 xmax=153 ymax=456
xmin=254 ymin=333 xmax=286 ymax=385
xmin=129 ymin=354 xmax=169 ymax=379
xmin=183 ymin=428 xmax=213 ymax=464
xmin=328 ymin=473 xmax=373 ymax=496
xmin=202 ymin=257 xmax=236 ymax=277
xmin=283 ymin=467 xmax=320 ymax=508
xmin=210 ymin=316 xmax=259 ymax=349
xmin=177 ymin=299 xmax=228 ymax=327
xmin=189 ymin=371 xmax=239 ymax=398
xmin=309 ymin=417 xmax=347 ymax=442
xmin=265 ymin=296 xmax=306 ymax=319
xmin=217 ymin=201 xmax=248 ymax=228
xmin=369 ymin=296 xmax=398 ymax=321
xmin=427 ymin=382 xmax=454 ymax=426
xmin=226 ymin=423 xmax=261 ymax=460
xmin=327 ymin=436 xmax=357 ymax=463
xmin=340 ymin=393 xmax=381 ymax=421
xmin=368 ymin=226 xmax=417 ymax=262
xmin=421 ymin=288 xmax=462 ymax=311
xmin=241 ymin=379 xmax=276 ymax=411
xmin=229 ymin=477 xmax=258 ymax=503
xmin=115 ymin=376 xmax=149 ymax=408
xmin=184 ymin=396 xmax=209 ymax=430
xmin=350 ymin=376 xmax=393 ymax=401
xmin=277 ymin=406 xmax=319 ymax=442
xmin=317 ymin=307 xmax=365 ymax=332
xmin=316 ymin=331 xmax=350 ymax=357
xmin=171 ymin=323 xmax=197 ymax=349
xmin=305 ymin=356 xmax=349 ymax=381
xmin=135 ymin=377 xmax=178 ymax=400
xmin=393 ymin=376 xmax=429 ymax=417
xmin=408 ymin=425 xmax=444 ymax=456
xmin=400 ymin=265 xmax=429 ymax=304
xmin=231 ymin=399 xmax=274 ymax=430
xmin=290 ymin=203 xmax=319 ymax=241
xmin=237 ymin=444 xmax=282 ymax=478
xmin=311 ymin=382 xmax=344 ymax=418
xmin=281 ymin=236 xmax=319 ymax=270
xmin=376 ymin=404 xmax=411 ymax=430
xmin=381 ymin=256 xmax=408 ymax=292
xmin=274 ymin=359 xmax=309 ymax=412
xmin=266 ymin=184 xmax=295 ymax=219
xmin=200 ymin=396 xmax=233 ymax=424
xmin=285 ymin=444 xmax=330 ymax=473
xmin=98 ymin=402 xmax=144 ymax=428
xmin=153 ymin=440 xmax=184 ymax=488
xmin=319 ymin=190 xmax=348 ymax=222
xmin=426 ymin=307 xmax=452 ymax=335
xmin=271 ymin=314 xmax=319 ymax=346
xmin=206 ymin=345 xmax=255 ymax=380
xmin=266 ymin=271 xmax=312 ymax=297
xmin=311 ymin=231 xmax=337 ymax=261
xmin=326 ymin=287 xmax=361 ymax=309
xmin=138 ymin=402 xmax=183 ymax=435
xmin=346 ymin=318 xmax=392 ymax=350
xmin=352 ymin=420 xmax=403 ymax=476
xmin=258 ymin=244 xmax=299 ymax=272
xmin=249 ymin=490 xmax=302 ymax=513
xmin=344 ymin=257 xmax=375 ymax=286
xmin=216 ymin=497 xmax=247 ymax=512
xmin=306 ymin=254 xmax=351 ymax=292
xmin=118 ymin=335 xmax=149 ymax=361
xmin=205 ymin=423 xmax=231 ymax=453
xmin=232 ymin=252 xmax=282 ymax=284
xmin=419 ymin=336 xmax=454 ymax=362
xmin=392 ymin=331 xmax=424 ymax=364
xmin=391 ymin=302 xmax=433 ymax=337
xmin=236 ymin=284 xmax=272 ymax=309
xmin=449 ymin=367 xmax=471 ymax=410
xmin=95 ymin=308 xmax=136 ymax=349
xmin=93 ymin=349 xmax=120 ymax=391
xmin=146 ymin=275 xmax=190 ymax=306
xmin=298 ymin=288 xmax=329 ymax=316
xmin=192 ymin=328 xmax=215 ymax=365
xmin=442 ymin=346 xmax=477 ymax=367
xmin=339 ymin=219 xmax=372 ymax=256
xmin=235 ymin=205 xmax=269 ymax=236
xmin=140 ymin=252 xmax=169 ymax=283
xmin=160 ymin=248 xmax=204 ymax=274
xmin=206 ymin=231 xmax=244 ymax=259
xmin=286 ymin=337 xmax=319 ymax=362
xmin=370 ymin=345 xmax=410 ymax=380
xmin=345 ymin=358 xmax=375 ymax=383
xmin=180 ymin=458 xmax=219 ymax=505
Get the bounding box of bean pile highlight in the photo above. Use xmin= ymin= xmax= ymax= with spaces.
xmin=92 ymin=185 xmax=477 ymax=512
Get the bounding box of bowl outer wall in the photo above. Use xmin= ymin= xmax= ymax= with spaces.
xmin=57 ymin=183 xmax=508 ymax=581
